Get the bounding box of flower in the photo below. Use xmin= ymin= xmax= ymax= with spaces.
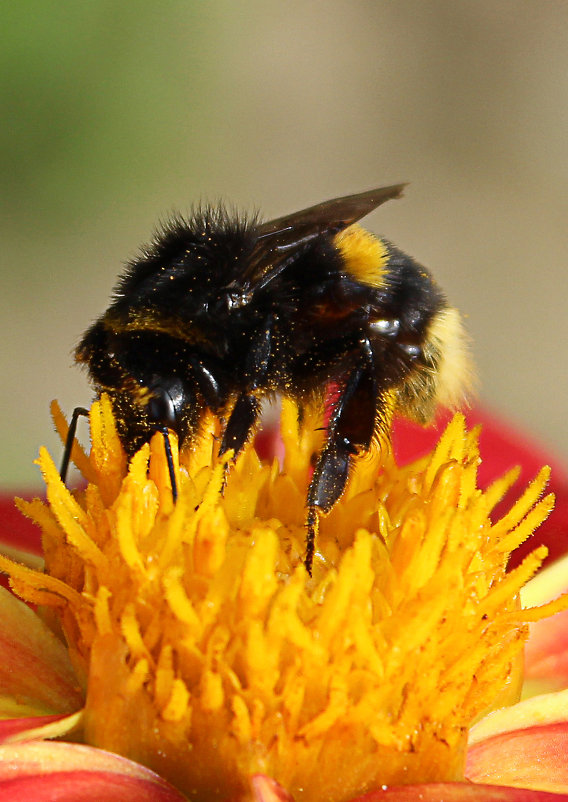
xmin=1 ymin=396 xmax=568 ymax=801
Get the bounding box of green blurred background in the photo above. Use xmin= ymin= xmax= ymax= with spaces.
xmin=2 ymin=0 xmax=568 ymax=490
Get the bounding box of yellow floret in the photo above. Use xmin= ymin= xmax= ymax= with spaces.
xmin=2 ymin=394 xmax=563 ymax=802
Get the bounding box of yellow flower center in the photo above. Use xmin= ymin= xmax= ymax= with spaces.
xmin=4 ymin=396 xmax=564 ymax=802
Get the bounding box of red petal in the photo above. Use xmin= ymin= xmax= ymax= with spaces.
xmin=466 ymin=721 xmax=568 ymax=793
xmin=525 ymin=608 xmax=568 ymax=689
xmin=0 ymin=495 xmax=42 ymax=556
xmin=0 ymin=587 xmax=82 ymax=716
xmin=247 ymin=776 xmax=568 ymax=802
xmin=251 ymin=774 xmax=294 ymax=802
xmin=352 ymin=782 xmax=568 ymax=800
xmin=254 ymin=426 xmax=284 ymax=464
xmin=0 ymin=741 xmax=186 ymax=801
xmin=0 ymin=774 xmax=177 ymax=802
xmin=0 ymin=715 xmax=68 ymax=743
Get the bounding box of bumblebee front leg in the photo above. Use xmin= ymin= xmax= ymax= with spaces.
xmin=306 ymin=360 xmax=381 ymax=574
xmin=218 ymin=315 xmax=273 ymax=460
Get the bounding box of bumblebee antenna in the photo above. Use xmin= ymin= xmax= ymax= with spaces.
xmin=160 ymin=427 xmax=178 ymax=503
xmin=60 ymin=407 xmax=89 ymax=483
xmin=60 ymin=408 xmax=178 ymax=504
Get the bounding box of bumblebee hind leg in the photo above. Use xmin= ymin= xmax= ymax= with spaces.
xmin=306 ymin=361 xmax=383 ymax=574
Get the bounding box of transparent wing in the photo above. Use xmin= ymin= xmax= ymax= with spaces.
xmin=243 ymin=184 xmax=406 ymax=293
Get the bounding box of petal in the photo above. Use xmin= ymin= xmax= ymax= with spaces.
xmin=469 ymin=689 xmax=568 ymax=745
xmin=0 ymin=714 xmax=74 ymax=744
xmin=249 ymin=776 xmax=568 ymax=802
xmin=0 ymin=717 xmax=61 ymax=743
xmin=0 ymin=711 xmax=83 ymax=744
xmin=0 ymin=741 xmax=186 ymax=801
xmin=524 ymin=608 xmax=568 ymax=693
xmin=522 ymin=553 xmax=568 ymax=609
xmin=0 ymin=586 xmax=82 ymax=716
xmin=516 ymin=554 xmax=568 ymax=695
xmin=251 ymin=775 xmax=294 ymax=802
xmin=466 ymin=721 xmax=568 ymax=793
xmin=351 ymin=782 xmax=568 ymax=800
xmin=0 ymin=495 xmax=42 ymax=556
xmin=254 ymin=417 xmax=284 ymax=463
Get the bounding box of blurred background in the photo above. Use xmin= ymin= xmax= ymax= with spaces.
xmin=2 ymin=0 xmax=567 ymax=490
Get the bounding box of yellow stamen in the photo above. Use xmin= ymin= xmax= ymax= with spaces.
xmin=3 ymin=395 xmax=566 ymax=802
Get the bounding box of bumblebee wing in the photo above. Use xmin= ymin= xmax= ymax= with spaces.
xmin=244 ymin=184 xmax=406 ymax=293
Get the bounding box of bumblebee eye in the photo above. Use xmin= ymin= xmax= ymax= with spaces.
xmin=146 ymin=380 xmax=188 ymax=428
xmin=147 ymin=387 xmax=177 ymax=427
xmin=370 ymin=318 xmax=400 ymax=336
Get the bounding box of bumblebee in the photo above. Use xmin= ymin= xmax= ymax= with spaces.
xmin=63 ymin=185 xmax=472 ymax=573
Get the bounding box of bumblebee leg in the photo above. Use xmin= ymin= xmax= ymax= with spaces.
xmin=305 ymin=506 xmax=320 ymax=577
xmin=189 ymin=357 xmax=224 ymax=408
xmin=60 ymin=406 xmax=89 ymax=483
xmin=305 ymin=362 xmax=379 ymax=573
xmin=245 ymin=314 xmax=274 ymax=387
xmin=218 ymin=315 xmax=273 ymax=457
xmin=219 ymin=393 xmax=261 ymax=457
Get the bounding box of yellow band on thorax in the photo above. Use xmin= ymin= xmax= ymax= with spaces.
xmin=333 ymin=224 xmax=389 ymax=288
